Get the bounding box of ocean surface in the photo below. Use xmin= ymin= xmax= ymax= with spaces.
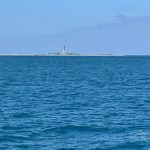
xmin=0 ymin=56 xmax=150 ymax=150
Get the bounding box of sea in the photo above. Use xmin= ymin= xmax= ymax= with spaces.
xmin=0 ymin=56 xmax=150 ymax=150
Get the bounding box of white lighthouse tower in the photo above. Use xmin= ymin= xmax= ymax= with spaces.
xmin=62 ymin=46 xmax=66 ymax=54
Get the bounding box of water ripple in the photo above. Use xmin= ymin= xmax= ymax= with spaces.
xmin=0 ymin=56 xmax=150 ymax=149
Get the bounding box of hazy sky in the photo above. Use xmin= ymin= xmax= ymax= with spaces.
xmin=0 ymin=0 xmax=149 ymax=35
xmin=0 ymin=0 xmax=150 ymax=54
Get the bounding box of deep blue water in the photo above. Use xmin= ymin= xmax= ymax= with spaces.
xmin=0 ymin=56 xmax=150 ymax=150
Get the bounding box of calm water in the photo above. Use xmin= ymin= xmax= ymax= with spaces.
xmin=0 ymin=56 xmax=150 ymax=150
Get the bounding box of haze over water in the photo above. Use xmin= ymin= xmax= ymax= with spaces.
xmin=1 ymin=56 xmax=150 ymax=150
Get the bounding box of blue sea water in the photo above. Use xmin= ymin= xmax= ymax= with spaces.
xmin=0 ymin=56 xmax=150 ymax=150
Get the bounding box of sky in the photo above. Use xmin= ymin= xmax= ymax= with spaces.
xmin=0 ymin=0 xmax=150 ymax=54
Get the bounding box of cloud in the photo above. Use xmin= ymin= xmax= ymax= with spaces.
xmin=114 ymin=15 xmax=150 ymax=24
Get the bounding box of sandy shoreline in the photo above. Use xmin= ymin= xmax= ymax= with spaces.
xmin=0 ymin=54 xmax=124 ymax=56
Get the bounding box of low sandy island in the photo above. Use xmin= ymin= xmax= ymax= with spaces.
xmin=0 ymin=54 xmax=124 ymax=56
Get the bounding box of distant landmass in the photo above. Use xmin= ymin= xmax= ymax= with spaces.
xmin=0 ymin=46 xmax=115 ymax=56
xmin=0 ymin=53 xmax=114 ymax=56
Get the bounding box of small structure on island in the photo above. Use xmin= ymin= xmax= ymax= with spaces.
xmin=48 ymin=46 xmax=80 ymax=56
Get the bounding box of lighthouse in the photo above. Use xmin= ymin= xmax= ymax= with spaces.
xmin=62 ymin=46 xmax=66 ymax=54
